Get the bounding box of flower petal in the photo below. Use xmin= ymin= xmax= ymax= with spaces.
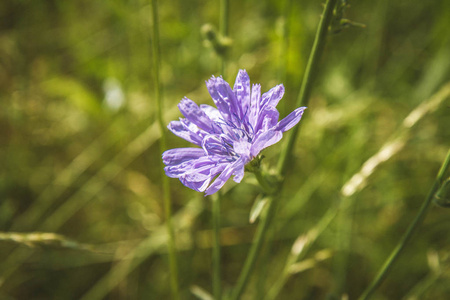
xmin=164 ymin=156 xmax=212 ymax=178
xmin=167 ymin=120 xmax=203 ymax=145
xmin=276 ymin=107 xmax=306 ymax=132
xmin=232 ymin=160 xmax=245 ymax=183
xmin=206 ymin=76 xmax=240 ymax=124
xmin=180 ymin=162 xmax=227 ymax=192
xmin=200 ymin=104 xmax=222 ymax=123
xmin=162 ymin=147 xmax=205 ymax=166
xmin=260 ymin=84 xmax=284 ymax=110
xmin=233 ymin=69 xmax=251 ymax=119
xmin=205 ymin=158 xmax=244 ymax=196
xmin=250 ymin=129 xmax=283 ymax=157
xmin=178 ymin=97 xmax=217 ymax=132
xmin=248 ymin=83 xmax=261 ymax=130
xmin=255 ymin=106 xmax=279 ymax=134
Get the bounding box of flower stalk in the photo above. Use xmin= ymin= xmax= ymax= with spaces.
xmin=229 ymin=2 xmax=339 ymax=298
xmin=358 ymin=149 xmax=450 ymax=300
xmin=151 ymin=0 xmax=180 ymax=299
xmin=277 ymin=0 xmax=338 ymax=176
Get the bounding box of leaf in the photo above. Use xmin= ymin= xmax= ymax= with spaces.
xmin=249 ymin=196 xmax=267 ymax=224
xmin=190 ymin=285 xmax=213 ymax=300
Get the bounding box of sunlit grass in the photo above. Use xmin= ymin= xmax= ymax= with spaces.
xmin=1 ymin=0 xmax=449 ymax=299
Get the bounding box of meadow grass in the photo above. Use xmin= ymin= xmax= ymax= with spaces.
xmin=0 ymin=0 xmax=449 ymax=299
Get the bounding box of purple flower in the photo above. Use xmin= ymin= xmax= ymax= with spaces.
xmin=162 ymin=70 xmax=306 ymax=196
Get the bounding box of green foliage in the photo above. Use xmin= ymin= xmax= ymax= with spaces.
xmin=0 ymin=0 xmax=449 ymax=299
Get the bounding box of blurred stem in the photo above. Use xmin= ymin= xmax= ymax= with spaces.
xmin=212 ymin=192 xmax=222 ymax=300
xmin=151 ymin=1 xmax=180 ymax=299
xmin=358 ymin=149 xmax=450 ymax=300
xmin=219 ymin=0 xmax=229 ymax=76
xmin=230 ymin=197 xmax=275 ymax=300
xmin=277 ymin=0 xmax=338 ymax=176
xmin=229 ymin=1 xmax=338 ymax=298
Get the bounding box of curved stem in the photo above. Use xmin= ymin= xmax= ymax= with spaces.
xmin=277 ymin=0 xmax=338 ymax=176
xmin=358 ymin=149 xmax=450 ymax=300
xmin=212 ymin=192 xmax=222 ymax=300
xmin=151 ymin=1 xmax=179 ymax=299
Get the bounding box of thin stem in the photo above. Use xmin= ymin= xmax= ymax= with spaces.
xmin=277 ymin=0 xmax=338 ymax=176
xmin=229 ymin=1 xmax=338 ymax=298
xmin=212 ymin=192 xmax=222 ymax=300
xmin=254 ymin=169 xmax=274 ymax=195
xmin=358 ymin=149 xmax=450 ymax=300
xmin=230 ymin=197 xmax=276 ymax=300
xmin=151 ymin=1 xmax=180 ymax=299
xmin=219 ymin=0 xmax=229 ymax=76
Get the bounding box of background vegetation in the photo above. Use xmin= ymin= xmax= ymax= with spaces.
xmin=1 ymin=0 xmax=449 ymax=299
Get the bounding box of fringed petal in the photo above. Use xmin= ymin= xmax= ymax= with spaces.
xmin=162 ymin=148 xmax=205 ymax=166
xmin=250 ymin=129 xmax=283 ymax=158
xmin=167 ymin=120 xmax=203 ymax=146
xmin=205 ymin=158 xmax=244 ymax=196
xmin=276 ymin=107 xmax=306 ymax=132
xmin=206 ymin=76 xmax=241 ymax=124
xmin=178 ymin=98 xmax=216 ymax=132
xmin=233 ymin=69 xmax=251 ymax=120
xmin=260 ymin=84 xmax=284 ymax=110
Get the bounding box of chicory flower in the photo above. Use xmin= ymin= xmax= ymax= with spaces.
xmin=162 ymin=70 xmax=306 ymax=196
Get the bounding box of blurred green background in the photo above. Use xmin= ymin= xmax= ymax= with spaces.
xmin=1 ymin=0 xmax=449 ymax=299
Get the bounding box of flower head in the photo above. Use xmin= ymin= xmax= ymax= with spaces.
xmin=162 ymin=70 xmax=306 ymax=196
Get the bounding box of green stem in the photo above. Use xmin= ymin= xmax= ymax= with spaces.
xmin=277 ymin=0 xmax=338 ymax=176
xmin=229 ymin=1 xmax=338 ymax=298
xmin=151 ymin=1 xmax=180 ymax=299
xmin=358 ymin=149 xmax=450 ymax=300
xmin=212 ymin=192 xmax=222 ymax=300
xmin=219 ymin=0 xmax=229 ymax=76
xmin=254 ymin=169 xmax=274 ymax=195
xmin=230 ymin=197 xmax=276 ymax=300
